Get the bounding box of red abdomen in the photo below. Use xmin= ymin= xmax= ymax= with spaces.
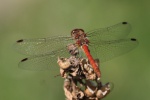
xmin=82 ymin=44 xmax=101 ymax=78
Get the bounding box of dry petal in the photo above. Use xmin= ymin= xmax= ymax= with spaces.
xmin=57 ymin=57 xmax=71 ymax=69
xmin=84 ymin=80 xmax=97 ymax=97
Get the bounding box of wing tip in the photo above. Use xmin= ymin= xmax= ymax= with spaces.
xmin=17 ymin=39 xmax=23 ymax=43
xmin=21 ymin=58 xmax=28 ymax=62
xmin=131 ymin=38 xmax=137 ymax=41
xmin=122 ymin=22 xmax=128 ymax=25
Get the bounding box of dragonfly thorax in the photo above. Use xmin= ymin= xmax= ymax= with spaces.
xmin=71 ymin=29 xmax=89 ymax=46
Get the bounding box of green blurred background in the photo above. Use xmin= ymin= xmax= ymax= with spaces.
xmin=0 ymin=0 xmax=149 ymax=100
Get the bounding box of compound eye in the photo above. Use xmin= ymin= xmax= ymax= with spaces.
xmin=71 ymin=31 xmax=76 ymax=37
xmin=80 ymin=29 xmax=84 ymax=32
xmin=71 ymin=30 xmax=77 ymax=36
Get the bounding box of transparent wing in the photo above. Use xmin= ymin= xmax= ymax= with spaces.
xmin=87 ymin=22 xmax=131 ymax=41
xmin=14 ymin=36 xmax=73 ymax=56
xmin=18 ymin=47 xmax=70 ymax=71
xmin=89 ymin=38 xmax=138 ymax=62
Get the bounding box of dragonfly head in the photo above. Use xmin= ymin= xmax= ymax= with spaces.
xmin=71 ymin=29 xmax=86 ymax=40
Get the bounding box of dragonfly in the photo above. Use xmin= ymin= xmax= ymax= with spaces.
xmin=14 ymin=22 xmax=138 ymax=78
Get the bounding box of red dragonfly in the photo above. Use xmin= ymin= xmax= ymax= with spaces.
xmin=14 ymin=22 xmax=138 ymax=77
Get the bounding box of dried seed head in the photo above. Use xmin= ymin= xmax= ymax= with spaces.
xmin=84 ymin=86 xmax=97 ymax=97
xmin=80 ymin=59 xmax=87 ymax=66
xmin=70 ymin=67 xmax=79 ymax=77
xmin=77 ymin=91 xmax=84 ymax=99
xmin=96 ymin=90 xmax=103 ymax=98
xmin=57 ymin=57 xmax=71 ymax=69
xmin=96 ymin=83 xmax=111 ymax=99
xmin=84 ymin=80 xmax=97 ymax=97
xmin=101 ymin=83 xmax=111 ymax=92
xmin=67 ymin=44 xmax=79 ymax=56
xmin=59 ymin=57 xmax=111 ymax=99
xmin=64 ymin=79 xmax=71 ymax=90
xmin=84 ymin=64 xmax=93 ymax=74
xmin=86 ymin=74 xmax=97 ymax=80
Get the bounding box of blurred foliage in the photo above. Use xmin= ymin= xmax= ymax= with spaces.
xmin=0 ymin=0 xmax=150 ymax=100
